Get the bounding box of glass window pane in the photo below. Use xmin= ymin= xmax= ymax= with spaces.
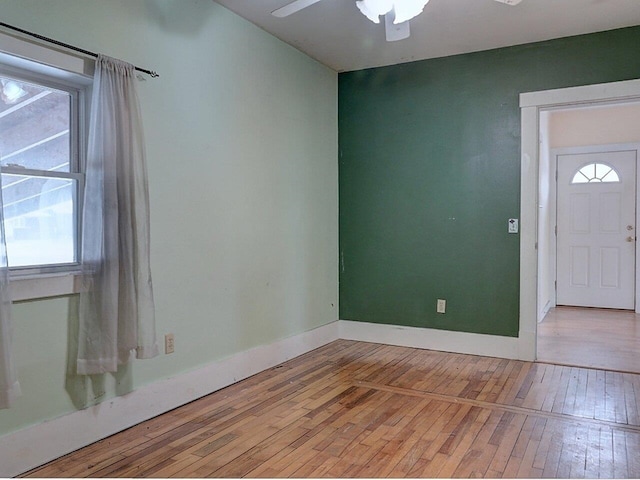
xmin=595 ymin=163 xmax=612 ymax=180
xmin=579 ymin=164 xmax=596 ymax=179
xmin=572 ymin=163 xmax=621 ymax=184
xmin=601 ymin=169 xmax=620 ymax=183
xmin=0 ymin=75 xmax=71 ymax=172
xmin=2 ymin=173 xmax=76 ymax=267
xmin=571 ymin=173 xmax=589 ymax=183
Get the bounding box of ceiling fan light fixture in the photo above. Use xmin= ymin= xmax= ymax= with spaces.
xmin=356 ymin=0 xmax=430 ymax=24
xmin=356 ymin=0 xmax=393 ymax=24
xmin=0 ymin=79 xmax=27 ymax=105
xmin=393 ymin=0 xmax=430 ymax=24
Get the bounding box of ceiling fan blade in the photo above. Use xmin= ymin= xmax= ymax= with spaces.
xmin=385 ymin=13 xmax=410 ymax=42
xmin=272 ymin=0 xmax=324 ymax=17
xmin=493 ymin=0 xmax=523 ymax=4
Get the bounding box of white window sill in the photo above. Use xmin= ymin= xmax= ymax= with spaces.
xmin=10 ymin=272 xmax=81 ymax=302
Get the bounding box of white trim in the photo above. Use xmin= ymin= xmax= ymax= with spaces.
xmin=548 ymin=147 xmax=559 ymax=313
xmin=520 ymin=79 xmax=640 ymax=362
xmin=339 ymin=320 xmax=529 ymax=360
xmin=0 ymin=31 xmax=93 ymax=79
xmin=520 ymin=106 xmax=539 ymax=358
xmin=0 ymin=320 xmax=340 ymax=478
xmin=10 ymin=273 xmax=80 ymax=302
xmin=1 ymin=32 xmax=91 ymax=302
xmin=519 ymin=79 xmax=640 ymax=109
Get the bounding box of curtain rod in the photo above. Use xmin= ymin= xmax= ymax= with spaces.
xmin=0 ymin=21 xmax=160 ymax=78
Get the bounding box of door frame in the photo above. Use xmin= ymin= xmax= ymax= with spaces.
xmin=518 ymin=78 xmax=640 ymax=362
xmin=550 ymin=143 xmax=640 ymax=312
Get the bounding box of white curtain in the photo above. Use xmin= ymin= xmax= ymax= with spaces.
xmin=0 ymin=182 xmax=19 ymax=409
xmin=77 ymin=55 xmax=158 ymax=375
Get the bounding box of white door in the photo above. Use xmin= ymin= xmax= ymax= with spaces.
xmin=556 ymin=150 xmax=637 ymax=309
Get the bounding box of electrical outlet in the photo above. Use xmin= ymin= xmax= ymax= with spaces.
xmin=165 ymin=333 xmax=175 ymax=354
xmin=437 ymin=299 xmax=446 ymax=314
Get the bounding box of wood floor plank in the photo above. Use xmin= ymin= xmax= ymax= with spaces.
xmin=286 ymin=451 xmax=333 ymax=478
xmin=539 ymin=364 xmax=563 ymax=414
xmin=210 ymin=426 xmax=309 ymax=478
xmin=452 ymin=409 xmax=504 ymax=478
xmin=599 ymin=426 xmax=615 ymax=479
xmin=487 ymin=359 xmax=519 ymax=405
xmin=624 ymin=375 xmax=640 ymax=426
xmin=514 ymin=420 xmax=543 ymax=478
xmin=625 ymin=430 xmax=640 ymax=478
xmin=568 ymin=423 xmax=588 ymax=478
xmin=538 ymin=307 xmax=640 ymax=373
xmin=551 ymin=366 xmax=573 ymax=415
xmin=432 ymin=408 xmax=491 ymax=478
xmin=540 ymin=422 xmax=564 ymax=478
xmin=584 ymin=424 xmax=601 ymax=479
xmin=323 ymin=430 xmax=385 ymax=478
xmin=519 ymin=363 xmax=549 ymax=411
xmin=474 ymin=359 xmax=505 ymax=403
xmin=613 ymin=428 xmax=630 ymax=478
xmin=531 ymin=419 xmax=552 ymax=471
xmin=594 ymin=368 xmax=608 ymax=421
xmin=145 ymin=455 xmax=201 ymax=478
xmin=583 ymin=368 xmax=598 ymax=421
xmin=562 ymin=367 xmax=580 ymax=417
xmin=510 ymin=415 xmax=537 ymax=459
xmin=554 ymin=421 xmax=577 ymax=479
xmin=378 ymin=400 xmax=451 ymax=477
xmin=572 ymin=367 xmax=589 ymax=419
xmin=403 ymin=403 xmax=467 ymax=477
xmin=21 ymin=340 xmax=640 ymax=479
xmin=613 ymin=371 xmax=629 ymax=425
xmin=500 ymin=362 xmax=533 ymax=406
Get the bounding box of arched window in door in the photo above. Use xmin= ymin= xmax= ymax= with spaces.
xmin=571 ymin=163 xmax=620 ymax=184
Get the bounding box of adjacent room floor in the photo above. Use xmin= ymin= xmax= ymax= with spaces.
xmin=538 ymin=306 xmax=640 ymax=374
xmin=24 ymin=339 xmax=640 ymax=478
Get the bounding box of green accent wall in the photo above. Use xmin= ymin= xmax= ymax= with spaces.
xmin=339 ymin=26 xmax=640 ymax=337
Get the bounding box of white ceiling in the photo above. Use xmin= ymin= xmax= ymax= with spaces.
xmin=213 ymin=0 xmax=640 ymax=72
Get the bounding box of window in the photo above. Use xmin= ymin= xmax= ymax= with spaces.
xmin=0 ymin=64 xmax=85 ymax=275
xmin=571 ymin=163 xmax=620 ymax=184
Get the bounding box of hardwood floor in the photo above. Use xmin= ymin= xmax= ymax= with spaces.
xmin=24 ymin=340 xmax=640 ymax=478
xmin=538 ymin=306 xmax=640 ymax=373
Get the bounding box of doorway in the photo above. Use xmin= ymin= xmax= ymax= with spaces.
xmin=535 ymin=103 xmax=640 ymax=372
xmin=520 ymin=79 xmax=640 ymax=365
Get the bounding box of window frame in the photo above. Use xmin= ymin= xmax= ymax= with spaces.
xmin=570 ymin=162 xmax=621 ymax=184
xmin=0 ymin=55 xmax=90 ymax=281
xmin=0 ymin=31 xmax=95 ymax=302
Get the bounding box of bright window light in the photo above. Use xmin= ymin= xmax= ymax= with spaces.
xmin=0 ymin=72 xmax=83 ymax=271
xmin=571 ymin=163 xmax=620 ymax=184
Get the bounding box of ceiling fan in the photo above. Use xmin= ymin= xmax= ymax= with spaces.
xmin=272 ymin=0 xmax=523 ymax=42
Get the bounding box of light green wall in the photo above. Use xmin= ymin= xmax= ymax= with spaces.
xmin=0 ymin=0 xmax=338 ymax=435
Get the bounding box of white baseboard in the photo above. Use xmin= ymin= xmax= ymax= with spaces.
xmin=339 ymin=320 xmax=524 ymax=360
xmin=1 ymin=318 xmax=535 ymax=477
xmin=516 ymin=329 xmax=537 ymax=362
xmin=0 ymin=321 xmax=340 ymax=478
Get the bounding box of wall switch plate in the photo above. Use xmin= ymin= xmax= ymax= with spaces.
xmin=508 ymin=218 xmax=519 ymax=234
xmin=437 ymin=299 xmax=446 ymax=314
xmin=165 ymin=333 xmax=175 ymax=354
